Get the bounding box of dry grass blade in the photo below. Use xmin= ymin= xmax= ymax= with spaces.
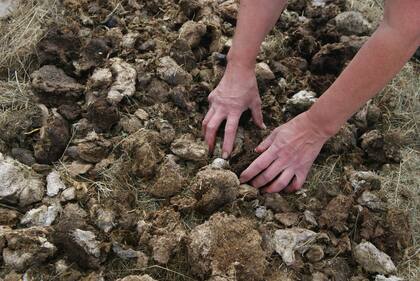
xmin=0 ymin=0 xmax=58 ymax=78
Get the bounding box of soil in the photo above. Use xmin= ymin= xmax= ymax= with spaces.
xmin=0 ymin=0 xmax=415 ymax=280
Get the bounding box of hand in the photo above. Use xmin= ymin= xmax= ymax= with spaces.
xmin=239 ymin=112 xmax=331 ymax=193
xmin=202 ymin=65 xmax=265 ymax=158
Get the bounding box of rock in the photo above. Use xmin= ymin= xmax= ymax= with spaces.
xmin=0 ymin=153 xmax=44 ymax=207
xmin=170 ymin=135 xmax=208 ymax=161
xmin=31 ymin=65 xmax=84 ymax=106
xmin=122 ymin=129 xmax=164 ymax=178
xmin=122 ymin=32 xmax=140 ymax=49
xmin=108 ymin=58 xmax=137 ymax=104
xmin=353 ymin=241 xmax=396 ymax=274
xmin=95 ymin=208 xmax=115 ymax=233
xmin=347 ymin=169 xmax=381 ymax=192
xmin=274 ymin=212 xmax=299 ymax=227
xmin=46 ymin=170 xmax=67 ymax=197
xmin=352 ymin=102 xmax=381 ymax=131
xmin=374 ymin=275 xmax=403 ymax=281
xmin=360 ymin=130 xmax=401 ymax=163
xmin=150 ymin=155 xmax=186 ymax=198
xmin=188 ymin=212 xmax=266 ymax=280
xmin=57 ymin=103 xmax=82 ymax=121
xmin=153 ymin=119 xmax=176 ymax=144
xmin=304 ymin=210 xmax=318 ymax=226
xmin=255 ymin=62 xmax=275 ymax=81
xmin=238 ymin=184 xmax=259 ymax=201
xmin=74 ymin=132 xmax=112 ymax=163
xmin=311 ymin=42 xmax=357 ymax=75
xmin=264 ymin=193 xmax=292 ymax=213
xmin=134 ymin=109 xmax=149 ymax=121
xmin=271 ymin=228 xmax=317 ymax=266
xmin=61 ymin=187 xmax=76 ymax=202
xmin=210 ymin=158 xmax=230 ymax=169
xmin=1 ymin=226 xmax=56 ymax=272
xmin=34 ymin=111 xmax=71 ymax=164
xmin=117 ymin=275 xmax=157 ymax=281
xmin=0 ymin=0 xmax=17 ymax=18
xmin=284 ymin=90 xmax=318 ymax=116
xmin=11 ymin=148 xmax=35 ymax=166
xmin=305 ymin=245 xmax=324 ymax=262
xmin=20 ymin=203 xmax=61 ymax=226
xmin=255 ymin=206 xmax=268 ymax=219
xmin=66 ymin=161 xmax=93 ymax=177
xmin=112 ymin=242 xmax=146 ymax=260
xmin=157 ymin=56 xmax=192 ymax=86
xmin=71 ymin=229 xmax=107 ymax=267
xmin=323 ymin=123 xmax=357 ymax=154
xmin=141 ymin=208 xmax=187 ymax=264
xmin=179 ymin=20 xmax=207 ymax=48
xmin=335 ymin=11 xmax=371 ymax=36
xmin=0 ymin=208 xmax=19 ymax=226
xmin=120 ymin=115 xmax=143 ymax=134
xmin=88 ymin=68 xmax=112 ymax=89
xmin=219 ymin=0 xmax=239 ymax=22
xmin=319 ymin=195 xmax=353 ymax=233
xmin=357 ymin=191 xmax=386 ymax=211
xmin=86 ymin=97 xmax=120 ymax=132
xmin=191 ymin=168 xmax=239 ymax=214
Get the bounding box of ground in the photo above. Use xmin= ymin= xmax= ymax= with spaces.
xmin=0 ymin=0 xmax=419 ymax=281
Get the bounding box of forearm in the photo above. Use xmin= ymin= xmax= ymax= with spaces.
xmin=307 ymin=23 xmax=419 ymax=136
xmin=227 ymin=0 xmax=287 ymax=70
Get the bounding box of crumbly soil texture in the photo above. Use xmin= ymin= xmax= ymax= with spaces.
xmin=0 ymin=1 xmax=415 ymax=281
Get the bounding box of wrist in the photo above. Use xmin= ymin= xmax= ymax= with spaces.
xmin=303 ymin=109 xmax=340 ymax=139
xmin=226 ymin=49 xmax=256 ymax=72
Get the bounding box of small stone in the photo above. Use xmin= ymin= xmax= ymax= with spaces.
xmin=353 ymin=241 xmax=396 ymax=274
xmin=191 ymin=168 xmax=239 ymax=214
xmin=21 ymin=203 xmax=61 ymax=226
xmin=72 ymin=229 xmax=102 ymax=258
xmin=264 ymin=193 xmax=291 ymax=213
xmin=347 ymin=170 xmax=381 ymax=192
xmin=0 ymin=153 xmax=44 ymax=207
xmin=374 ymin=275 xmax=403 ymax=281
xmin=151 ymin=155 xmax=186 ymax=198
xmin=304 ymin=210 xmax=318 ymax=226
xmin=61 ymin=187 xmax=76 ymax=202
xmin=179 ymin=20 xmax=207 ymax=48
xmin=357 ymin=191 xmax=387 ymax=211
xmin=96 ymin=209 xmax=115 ymax=233
xmin=46 ymin=170 xmax=67 ymax=197
xmin=255 ymin=206 xmax=268 ymax=219
xmin=11 ymin=148 xmax=35 ymax=166
xmin=170 ymin=135 xmax=208 ymax=161
xmin=335 ymin=11 xmax=372 ymax=36
xmin=66 ymin=161 xmax=93 ymax=177
xmin=305 ymin=245 xmax=324 ymax=262
xmin=271 ymin=228 xmax=317 ymax=266
xmin=157 ymin=56 xmax=192 ymax=86
xmin=107 ymin=58 xmax=137 ymax=104
xmin=274 ymin=212 xmax=299 ymax=227
xmin=134 ymin=109 xmax=149 ymax=121
xmin=210 ymin=158 xmax=230 ymax=169
xmin=88 ymin=68 xmax=112 ymax=89
xmin=255 ymin=62 xmax=275 ymax=81
xmin=116 ymin=275 xmax=157 ymax=281
xmin=285 ymin=90 xmax=318 ymax=116
xmin=112 ymin=242 xmax=145 ymax=260
xmin=122 ymin=32 xmax=140 ymax=49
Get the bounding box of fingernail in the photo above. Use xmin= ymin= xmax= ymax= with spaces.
xmin=262 ymin=123 xmax=267 ymax=129
xmin=222 ymin=152 xmax=228 ymax=159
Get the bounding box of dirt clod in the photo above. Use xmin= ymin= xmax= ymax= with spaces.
xmin=353 ymin=241 xmax=396 ymax=274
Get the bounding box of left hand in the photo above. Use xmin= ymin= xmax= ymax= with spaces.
xmin=239 ymin=112 xmax=331 ymax=193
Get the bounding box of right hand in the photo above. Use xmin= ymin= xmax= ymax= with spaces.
xmin=202 ymin=65 xmax=265 ymax=158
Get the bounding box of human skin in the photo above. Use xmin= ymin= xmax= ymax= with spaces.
xmin=203 ymin=0 xmax=420 ymax=193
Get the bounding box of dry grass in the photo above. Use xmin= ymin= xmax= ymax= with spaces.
xmin=0 ymin=0 xmax=59 ymax=79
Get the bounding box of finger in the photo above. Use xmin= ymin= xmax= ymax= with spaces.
xmin=262 ymin=168 xmax=295 ymax=193
xmin=251 ymin=158 xmax=288 ymax=188
xmin=202 ymin=107 xmax=215 ymax=136
xmin=222 ymin=116 xmax=240 ymax=159
xmin=239 ymin=146 xmax=277 ymax=183
xmin=250 ymin=102 xmax=265 ymax=129
xmin=255 ymin=131 xmax=276 ymax=153
xmin=204 ymin=112 xmax=226 ymax=153
xmin=284 ymin=173 xmax=307 ymax=193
